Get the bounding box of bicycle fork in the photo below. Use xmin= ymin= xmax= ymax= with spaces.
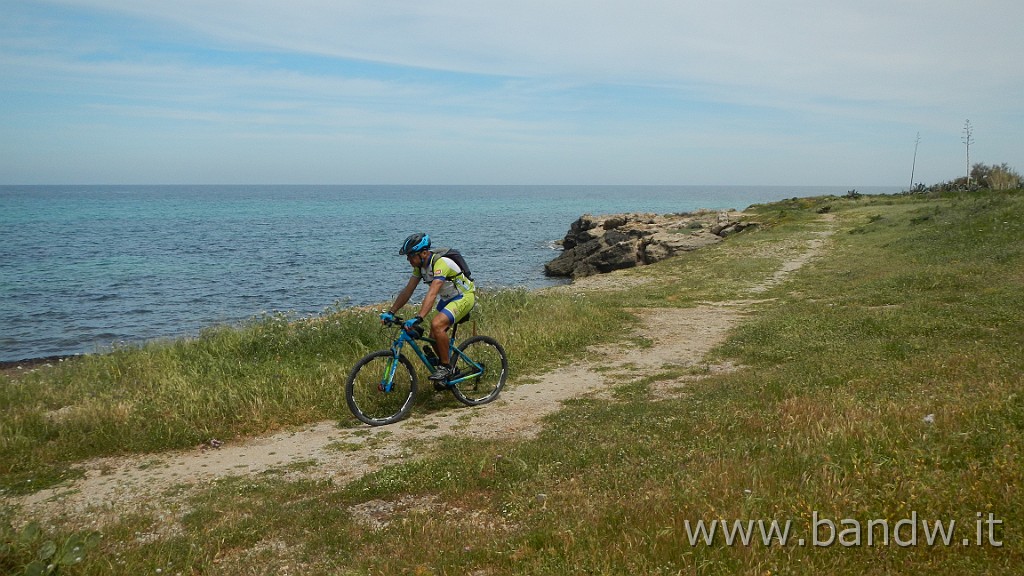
xmin=379 ymin=342 xmax=405 ymax=393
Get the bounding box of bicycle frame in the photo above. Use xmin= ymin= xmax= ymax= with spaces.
xmin=379 ymin=323 xmax=484 ymax=392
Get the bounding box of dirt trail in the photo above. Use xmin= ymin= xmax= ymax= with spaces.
xmin=11 ymin=220 xmax=835 ymax=530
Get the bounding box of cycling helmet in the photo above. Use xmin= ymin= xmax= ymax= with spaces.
xmin=399 ymin=233 xmax=430 ymax=255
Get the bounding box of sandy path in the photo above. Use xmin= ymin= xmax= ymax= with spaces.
xmin=11 ymin=220 xmax=834 ymax=531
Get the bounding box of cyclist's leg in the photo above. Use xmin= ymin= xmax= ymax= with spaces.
xmin=433 ymin=293 xmax=475 ymax=365
xmin=430 ymin=312 xmax=451 ymax=363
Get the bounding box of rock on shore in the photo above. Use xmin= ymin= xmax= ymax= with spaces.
xmin=544 ymin=210 xmax=757 ymax=279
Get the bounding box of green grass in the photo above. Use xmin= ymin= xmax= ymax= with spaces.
xmin=0 ymin=289 xmax=629 ymax=493
xmin=3 ymin=189 xmax=1023 ymax=574
xmin=616 ymin=196 xmax=843 ymax=307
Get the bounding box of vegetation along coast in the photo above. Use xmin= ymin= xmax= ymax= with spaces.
xmin=2 ymin=185 xmax=1022 ymax=574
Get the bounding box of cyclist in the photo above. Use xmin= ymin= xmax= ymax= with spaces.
xmin=380 ymin=233 xmax=476 ymax=384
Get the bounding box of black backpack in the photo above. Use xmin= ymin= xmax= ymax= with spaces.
xmin=431 ymin=247 xmax=473 ymax=281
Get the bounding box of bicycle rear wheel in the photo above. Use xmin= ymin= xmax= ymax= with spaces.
xmin=450 ymin=335 xmax=508 ymax=406
xmin=345 ymin=350 xmax=418 ymax=426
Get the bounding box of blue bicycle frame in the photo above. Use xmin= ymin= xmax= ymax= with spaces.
xmin=380 ymin=326 xmax=484 ymax=392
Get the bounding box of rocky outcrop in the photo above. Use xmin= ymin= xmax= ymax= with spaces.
xmin=544 ymin=211 xmax=757 ymax=279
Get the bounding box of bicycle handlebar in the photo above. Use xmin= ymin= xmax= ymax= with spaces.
xmin=383 ymin=314 xmax=425 ymax=338
xmin=384 ymin=314 xmax=406 ymax=327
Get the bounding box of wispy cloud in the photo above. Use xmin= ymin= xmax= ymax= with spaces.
xmin=46 ymin=1 xmax=1018 ymax=105
xmin=2 ymin=0 xmax=1022 ymax=184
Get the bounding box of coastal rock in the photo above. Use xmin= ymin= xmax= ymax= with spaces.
xmin=545 ymin=211 xmax=757 ymax=279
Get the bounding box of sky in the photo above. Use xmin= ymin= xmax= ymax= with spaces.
xmin=2 ymin=0 xmax=1022 ymax=186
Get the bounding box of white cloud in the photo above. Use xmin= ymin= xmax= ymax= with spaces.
xmin=3 ymin=0 xmax=1022 ymax=184
xmin=42 ymin=0 xmax=1023 ymax=107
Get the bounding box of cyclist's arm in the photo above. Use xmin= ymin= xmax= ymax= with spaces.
xmin=388 ymin=276 xmax=420 ymax=314
xmin=416 ymin=278 xmax=445 ymax=319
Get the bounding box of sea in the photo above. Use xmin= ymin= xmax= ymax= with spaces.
xmin=0 ymin=185 xmax=898 ymax=362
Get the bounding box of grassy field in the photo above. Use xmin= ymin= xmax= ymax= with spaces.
xmin=0 ymin=288 xmax=629 ymax=492
xmin=2 ymin=189 xmax=1022 ymax=574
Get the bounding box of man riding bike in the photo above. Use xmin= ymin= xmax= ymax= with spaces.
xmin=380 ymin=233 xmax=476 ymax=384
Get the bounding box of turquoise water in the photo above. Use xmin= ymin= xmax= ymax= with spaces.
xmin=0 ymin=185 xmax=896 ymax=361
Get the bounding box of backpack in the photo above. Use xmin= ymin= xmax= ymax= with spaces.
xmin=431 ymin=247 xmax=473 ymax=281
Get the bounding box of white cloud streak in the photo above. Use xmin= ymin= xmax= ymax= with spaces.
xmin=43 ymin=0 xmax=1022 ymax=107
xmin=2 ymin=0 xmax=1022 ymax=184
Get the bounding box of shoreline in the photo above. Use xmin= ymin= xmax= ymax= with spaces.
xmin=0 ymin=354 xmax=84 ymax=372
xmin=1 ymin=207 xmax=750 ymax=373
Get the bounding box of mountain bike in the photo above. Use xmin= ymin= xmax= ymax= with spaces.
xmin=345 ymin=314 xmax=508 ymax=426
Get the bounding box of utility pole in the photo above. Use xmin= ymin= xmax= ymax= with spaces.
xmin=909 ymin=132 xmax=920 ymax=192
xmin=962 ymin=119 xmax=974 ymax=186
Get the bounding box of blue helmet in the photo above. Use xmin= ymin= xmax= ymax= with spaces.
xmin=399 ymin=233 xmax=430 ymax=255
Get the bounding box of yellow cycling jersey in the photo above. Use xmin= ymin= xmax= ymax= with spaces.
xmin=412 ymin=254 xmax=475 ymax=301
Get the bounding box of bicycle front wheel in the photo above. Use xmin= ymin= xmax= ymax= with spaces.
xmin=450 ymin=335 xmax=508 ymax=406
xmin=345 ymin=351 xmax=418 ymax=426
